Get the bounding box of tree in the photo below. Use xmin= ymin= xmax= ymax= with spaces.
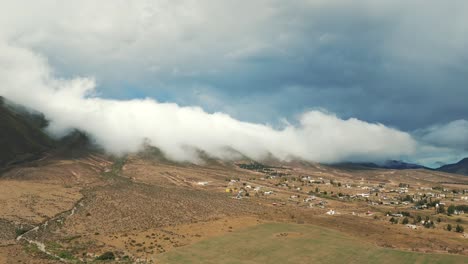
xmin=447 ymin=224 xmax=452 ymax=231
xmin=455 ymin=224 xmax=464 ymax=233
xmin=447 ymin=205 xmax=455 ymax=216
xmin=402 ymin=217 xmax=409 ymax=225
xmin=402 ymin=195 xmax=412 ymax=202
xmin=424 ymin=221 xmax=434 ymax=229
xmin=437 ymin=204 xmax=445 ymax=214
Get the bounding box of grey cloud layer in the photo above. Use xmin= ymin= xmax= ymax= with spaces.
xmin=0 ymin=43 xmax=417 ymax=163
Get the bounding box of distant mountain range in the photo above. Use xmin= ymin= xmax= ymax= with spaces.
xmin=335 ymin=158 xmax=468 ymax=177
xmin=334 ymin=160 xmax=427 ymax=170
xmin=436 ymin=158 xmax=468 ymax=176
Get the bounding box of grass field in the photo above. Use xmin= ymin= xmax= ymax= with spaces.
xmin=156 ymin=223 xmax=468 ymax=264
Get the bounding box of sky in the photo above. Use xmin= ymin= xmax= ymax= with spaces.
xmin=0 ymin=0 xmax=467 ymax=166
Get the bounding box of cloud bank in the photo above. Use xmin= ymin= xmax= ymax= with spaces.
xmin=1 ymin=1 xmax=467 ymax=165
xmin=0 ymin=43 xmax=416 ymax=163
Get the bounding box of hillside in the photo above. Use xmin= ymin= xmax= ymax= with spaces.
xmin=0 ymin=97 xmax=54 ymax=166
xmin=437 ymin=158 xmax=468 ymax=176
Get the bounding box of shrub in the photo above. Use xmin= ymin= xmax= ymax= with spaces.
xmin=58 ymin=251 xmax=74 ymax=260
xmin=96 ymin=251 xmax=115 ymax=260
xmin=455 ymin=225 xmax=464 ymax=233
xmin=15 ymin=228 xmax=28 ymax=237
xmin=447 ymin=224 xmax=452 ymax=231
xmin=402 ymin=217 xmax=409 ymax=225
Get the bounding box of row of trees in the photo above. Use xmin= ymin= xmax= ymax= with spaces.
xmin=436 ymin=204 xmax=467 ymax=216
xmin=389 ymin=216 xmax=465 ymax=232
xmin=446 ymin=224 xmax=464 ymax=233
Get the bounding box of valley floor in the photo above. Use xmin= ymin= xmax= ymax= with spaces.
xmin=0 ymin=153 xmax=467 ymax=263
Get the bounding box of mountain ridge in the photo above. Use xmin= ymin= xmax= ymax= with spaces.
xmin=0 ymin=97 xmax=54 ymax=166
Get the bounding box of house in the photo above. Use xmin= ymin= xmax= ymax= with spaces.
xmin=326 ymin=209 xmax=336 ymax=215
xmin=391 ymin=213 xmax=403 ymax=217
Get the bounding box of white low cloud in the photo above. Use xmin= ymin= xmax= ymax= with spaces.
xmin=0 ymin=43 xmax=417 ymax=163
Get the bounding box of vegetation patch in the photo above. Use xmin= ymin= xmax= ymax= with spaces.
xmin=156 ymin=223 xmax=468 ymax=264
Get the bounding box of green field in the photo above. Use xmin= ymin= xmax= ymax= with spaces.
xmin=157 ymin=223 xmax=468 ymax=264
